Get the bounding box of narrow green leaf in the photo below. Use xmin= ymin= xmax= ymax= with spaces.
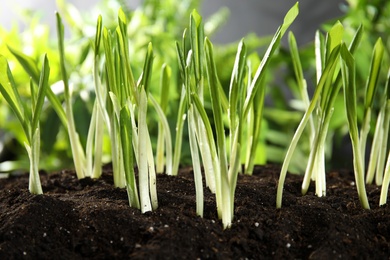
xmin=56 ymin=11 xmax=86 ymax=179
xmin=160 ymin=64 xmax=171 ymax=111
xmin=327 ymin=21 xmax=344 ymax=56
xmin=229 ymin=39 xmax=247 ymax=128
xmin=7 ymin=46 xmax=40 ymax=84
xmin=288 ymin=32 xmax=304 ymax=87
xmin=150 ymin=94 xmax=173 ymax=175
xmin=243 ymin=3 xmax=297 ymax=118
xmin=139 ymin=43 xmax=154 ymax=94
xmin=276 ymin=44 xmax=341 ymax=208
xmin=138 ymin=86 xmax=152 ymax=213
xmin=280 ymin=2 xmax=299 ymax=36
xmin=340 ymin=43 xmax=370 ymax=209
xmin=120 ymin=105 xmax=140 ymax=209
xmin=190 ymin=9 xmax=204 ymax=83
xmin=56 ymin=12 xmax=69 ymax=94
xmin=94 ymin=15 xmax=103 ymax=57
xmin=364 ymin=37 xmax=384 ymax=109
xmin=0 ymin=56 xmax=26 ymax=128
xmin=32 ymin=54 xmax=50 ymax=132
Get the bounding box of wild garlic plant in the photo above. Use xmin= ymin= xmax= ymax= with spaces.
xmin=55 ymin=13 xmax=90 ymax=180
xmin=363 ymin=39 xmax=386 ymax=186
xmin=276 ymin=22 xmax=361 ymax=208
xmin=97 ymin=8 xmax=174 ymax=212
xmin=368 ymin=65 xmax=390 ymax=205
xmin=0 ymin=54 xmax=50 ymax=194
xmin=297 ymin=23 xmax=363 ymax=199
xmin=174 ymin=4 xmax=298 ymax=228
xmin=277 ymin=21 xmax=389 ymax=209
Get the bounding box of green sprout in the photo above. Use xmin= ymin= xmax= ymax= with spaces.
xmin=99 ymin=9 xmax=160 ymax=212
xmin=378 ymin=69 xmax=390 ymax=206
xmin=359 ymin=38 xmax=384 ymax=173
xmin=155 ymin=64 xmax=172 ymax=175
xmin=276 ymin=37 xmax=341 ymax=208
xmin=340 ymin=43 xmax=370 ymax=209
xmin=0 ymin=54 xmax=50 ymax=194
xmin=175 ymin=4 xmax=298 ymax=228
xmin=56 ymin=12 xmax=89 ymax=179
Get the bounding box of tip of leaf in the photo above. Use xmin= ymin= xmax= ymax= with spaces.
xmin=118 ymin=7 xmax=127 ymax=24
xmin=191 ymin=9 xmax=202 ymax=25
xmin=280 ymin=2 xmax=299 ymax=36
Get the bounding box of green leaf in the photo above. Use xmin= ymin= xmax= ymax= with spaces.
xmin=327 ymin=21 xmax=344 ymax=55
xmin=7 ymin=46 xmax=40 ymax=84
xmin=94 ymin=15 xmax=103 ymax=57
xmin=139 ymin=42 xmax=154 ymax=94
xmin=243 ymin=3 xmax=298 ymax=119
xmin=120 ymin=105 xmax=140 ymax=209
xmin=190 ymin=9 xmax=204 ymax=82
xmin=32 ymin=54 xmax=50 ymax=132
xmin=340 ymin=43 xmax=370 ymax=209
xmin=229 ymin=39 xmax=247 ymax=125
xmin=280 ymin=2 xmax=299 ymax=36
xmin=364 ymin=37 xmax=384 ymax=109
xmin=56 ymin=12 xmax=69 ymax=94
xmin=276 ymin=44 xmax=341 ymax=208
xmin=8 ymin=45 xmax=67 ymax=129
xmin=160 ymin=64 xmax=171 ymax=111
xmin=0 ymin=56 xmax=26 ymax=126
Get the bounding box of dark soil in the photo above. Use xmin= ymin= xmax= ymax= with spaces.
xmin=1 ymin=164 xmax=389 ymax=259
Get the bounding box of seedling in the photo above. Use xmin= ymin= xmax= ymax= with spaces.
xmin=0 ymin=54 xmax=50 ymax=194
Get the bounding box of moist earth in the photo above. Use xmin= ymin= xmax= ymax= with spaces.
xmin=0 ymin=165 xmax=389 ymax=259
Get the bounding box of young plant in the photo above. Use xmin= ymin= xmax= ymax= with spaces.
xmin=155 ymin=64 xmax=173 ymax=175
xmin=100 ymin=9 xmax=160 ymax=212
xmin=178 ymin=4 xmax=298 ymax=228
xmin=366 ymin=67 xmax=390 ymax=186
xmin=276 ymin=20 xmax=368 ymax=207
xmin=276 ymin=38 xmax=341 ymax=208
xmin=174 ymin=11 xmax=208 ymax=216
xmin=299 ymin=23 xmax=363 ymax=198
xmin=56 ymin=12 xmax=88 ymax=179
xmin=340 ymin=43 xmax=370 ymax=209
xmin=0 ymin=54 xmax=50 ymax=194
xmin=379 ymin=70 xmax=390 ymax=205
xmin=358 ymin=38 xmax=384 ymax=173
xmin=88 ymin=14 xmax=105 ymax=179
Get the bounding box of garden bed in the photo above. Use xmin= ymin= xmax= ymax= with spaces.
xmin=1 ymin=164 xmax=389 ymax=259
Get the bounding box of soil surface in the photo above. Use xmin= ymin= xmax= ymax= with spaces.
xmin=0 ymin=164 xmax=389 ymax=259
